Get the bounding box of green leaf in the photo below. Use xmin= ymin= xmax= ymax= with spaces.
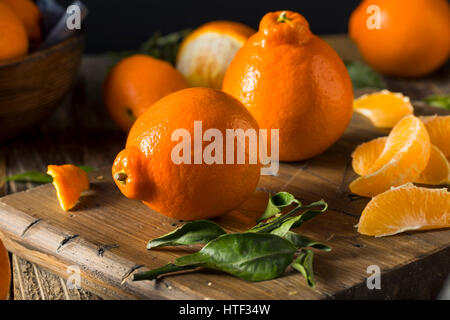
xmin=257 ymin=192 xmax=300 ymax=222
xmin=135 ymin=233 xmax=297 ymax=282
xmin=282 ymin=232 xmax=331 ymax=251
xmin=3 ymin=171 xmax=53 ymax=184
xmin=424 ymin=94 xmax=450 ymax=110
xmin=249 ymin=199 xmax=328 ymax=234
xmin=132 ymin=264 xmax=198 ymax=281
xmin=292 ymin=249 xmax=316 ymax=288
xmin=147 ymin=220 xmax=226 ymax=249
xmin=345 ymin=61 xmax=385 ymax=90
xmin=77 ymin=165 xmax=96 ymax=173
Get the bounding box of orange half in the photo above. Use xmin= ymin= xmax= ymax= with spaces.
xmin=353 ymin=90 xmax=413 ymax=128
xmin=47 ymin=165 xmax=89 ymax=211
xmin=358 ymin=183 xmax=450 ymax=237
xmin=352 ymin=137 xmax=450 ymax=185
xmin=350 ymin=115 xmax=430 ymax=197
xmin=176 ymin=21 xmax=255 ymax=89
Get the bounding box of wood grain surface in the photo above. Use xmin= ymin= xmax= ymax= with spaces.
xmin=0 ymin=35 xmax=448 ymax=299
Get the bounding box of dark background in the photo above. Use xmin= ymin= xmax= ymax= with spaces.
xmin=56 ymin=0 xmax=361 ymax=53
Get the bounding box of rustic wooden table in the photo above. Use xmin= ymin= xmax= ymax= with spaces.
xmin=0 ymin=35 xmax=448 ymax=300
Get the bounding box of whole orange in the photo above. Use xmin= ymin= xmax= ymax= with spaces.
xmin=1 ymin=0 xmax=42 ymax=45
xmin=222 ymin=11 xmax=353 ymax=161
xmin=103 ymin=54 xmax=188 ymax=132
xmin=349 ymin=0 xmax=450 ymax=77
xmin=0 ymin=240 xmax=10 ymax=300
xmin=0 ymin=1 xmax=28 ymax=62
xmin=112 ymin=88 xmax=261 ymax=220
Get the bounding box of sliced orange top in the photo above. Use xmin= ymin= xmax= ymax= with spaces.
xmin=350 ymin=115 xmax=430 ymax=197
xmin=47 ymin=165 xmax=89 ymax=211
xmin=176 ymin=21 xmax=255 ymax=89
xmin=352 ymin=137 xmax=450 ymax=185
xmin=353 ymin=90 xmax=414 ymax=128
xmin=358 ymin=183 xmax=450 ymax=237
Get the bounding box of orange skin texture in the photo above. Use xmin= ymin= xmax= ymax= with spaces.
xmin=103 ymin=54 xmax=188 ymax=132
xmin=349 ymin=0 xmax=450 ymax=77
xmin=112 ymin=88 xmax=261 ymax=220
xmin=0 ymin=2 xmax=28 ymax=62
xmin=1 ymin=0 xmax=42 ymax=45
xmin=222 ymin=11 xmax=353 ymax=162
xmin=0 ymin=240 xmax=10 ymax=300
xmin=47 ymin=165 xmax=90 ymax=211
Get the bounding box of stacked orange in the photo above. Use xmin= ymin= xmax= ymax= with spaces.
xmin=350 ymin=93 xmax=450 ymax=237
xmin=0 ymin=0 xmax=42 ymax=62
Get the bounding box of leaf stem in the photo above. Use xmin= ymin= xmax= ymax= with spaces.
xmin=132 ymin=264 xmax=197 ymax=281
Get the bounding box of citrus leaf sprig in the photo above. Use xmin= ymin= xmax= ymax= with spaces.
xmin=133 ymin=192 xmax=330 ymax=288
xmin=424 ymin=94 xmax=450 ymax=110
xmin=345 ymin=60 xmax=385 ymax=90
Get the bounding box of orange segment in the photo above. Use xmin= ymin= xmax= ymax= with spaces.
xmin=176 ymin=21 xmax=255 ymax=89
xmin=353 ymin=90 xmax=414 ymax=128
xmin=358 ymin=183 xmax=450 ymax=237
xmin=350 ymin=115 xmax=430 ymax=197
xmin=47 ymin=165 xmax=89 ymax=211
xmin=0 ymin=240 xmax=10 ymax=300
xmin=420 ymin=115 xmax=450 ymax=160
xmin=352 ymin=137 xmax=450 ymax=185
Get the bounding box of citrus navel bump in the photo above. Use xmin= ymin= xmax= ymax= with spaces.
xmin=222 ymin=11 xmax=353 ymax=161
xmin=103 ymin=54 xmax=188 ymax=132
xmin=176 ymin=21 xmax=255 ymax=89
xmin=112 ymin=88 xmax=261 ymax=220
xmin=349 ymin=0 xmax=450 ymax=77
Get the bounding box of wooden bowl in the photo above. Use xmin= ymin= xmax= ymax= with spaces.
xmin=0 ymin=34 xmax=84 ymax=141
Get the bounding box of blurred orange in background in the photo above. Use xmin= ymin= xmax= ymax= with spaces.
xmin=349 ymin=0 xmax=450 ymax=77
xmin=0 ymin=240 xmax=10 ymax=300
xmin=0 ymin=1 xmax=29 ymax=62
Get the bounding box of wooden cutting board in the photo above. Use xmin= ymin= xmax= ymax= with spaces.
xmin=0 ymin=105 xmax=448 ymax=300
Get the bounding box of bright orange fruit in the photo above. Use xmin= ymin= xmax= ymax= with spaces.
xmin=47 ymin=165 xmax=89 ymax=211
xmin=349 ymin=0 xmax=450 ymax=77
xmin=222 ymin=10 xmax=353 ymax=161
xmin=358 ymin=183 xmax=450 ymax=237
xmin=350 ymin=115 xmax=430 ymax=197
xmin=176 ymin=21 xmax=255 ymax=89
xmin=0 ymin=1 xmax=28 ymax=62
xmin=2 ymin=0 xmax=42 ymax=45
xmin=112 ymin=88 xmax=261 ymax=220
xmin=103 ymin=54 xmax=188 ymax=132
xmin=0 ymin=240 xmax=10 ymax=300
xmin=420 ymin=115 xmax=450 ymax=160
xmin=352 ymin=137 xmax=450 ymax=185
xmin=353 ymin=90 xmax=413 ymax=128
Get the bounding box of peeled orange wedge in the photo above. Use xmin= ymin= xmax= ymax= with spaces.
xmin=420 ymin=115 xmax=450 ymax=160
xmin=350 ymin=115 xmax=430 ymax=197
xmin=176 ymin=21 xmax=255 ymax=89
xmin=47 ymin=165 xmax=89 ymax=211
xmin=358 ymin=183 xmax=450 ymax=237
xmin=353 ymin=90 xmax=414 ymax=128
xmin=352 ymin=137 xmax=450 ymax=185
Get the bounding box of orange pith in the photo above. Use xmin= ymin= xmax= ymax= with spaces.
xmin=358 ymin=183 xmax=450 ymax=237
xmin=222 ymin=10 xmax=353 ymax=161
xmin=353 ymin=90 xmax=414 ymax=128
xmin=176 ymin=21 xmax=255 ymax=89
xmin=103 ymin=54 xmax=188 ymax=132
xmin=112 ymin=88 xmax=261 ymax=220
xmin=0 ymin=240 xmax=10 ymax=300
xmin=0 ymin=1 xmax=28 ymax=62
xmin=420 ymin=115 xmax=450 ymax=160
xmin=349 ymin=115 xmax=430 ymax=197
xmin=352 ymin=137 xmax=450 ymax=185
xmin=47 ymin=165 xmax=90 ymax=211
